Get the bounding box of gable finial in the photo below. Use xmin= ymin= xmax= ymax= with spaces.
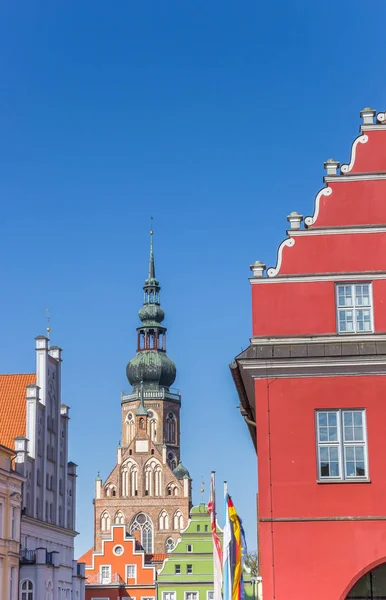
xmin=46 ymin=308 xmax=51 ymax=341
xmin=149 ymin=217 xmax=155 ymax=280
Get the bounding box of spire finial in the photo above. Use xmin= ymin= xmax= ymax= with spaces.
xmin=149 ymin=217 xmax=155 ymax=280
xmin=46 ymin=308 xmax=51 ymax=340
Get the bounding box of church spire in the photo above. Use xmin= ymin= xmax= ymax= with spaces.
xmin=126 ymin=229 xmax=177 ymax=391
xmin=148 ymin=224 xmax=156 ymax=281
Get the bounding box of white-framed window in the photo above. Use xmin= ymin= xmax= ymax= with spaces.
xmin=113 ymin=545 xmax=124 ymax=556
xmin=185 ymin=593 xmax=198 ymax=600
xmin=186 ymin=564 xmax=193 ymax=575
xmin=11 ymin=506 xmax=18 ymax=540
xmin=162 ymin=593 xmax=176 ymax=600
xmin=175 ymin=565 xmax=181 ymax=574
xmin=336 ymin=283 xmax=373 ymax=334
xmin=316 ymin=409 xmax=369 ymax=481
xmin=0 ymin=500 xmax=3 ymax=537
xmin=207 ymin=592 xmax=214 ymax=600
xmin=10 ymin=566 xmax=16 ymax=600
xmin=126 ymin=564 xmax=136 ymax=580
xmin=100 ymin=565 xmax=111 ymax=584
xmin=187 ymin=544 xmax=193 ymax=552
xmin=142 ymin=597 xmax=155 ymax=600
xmin=21 ymin=580 xmax=34 ymax=600
xmin=165 ymin=537 xmax=175 ymax=553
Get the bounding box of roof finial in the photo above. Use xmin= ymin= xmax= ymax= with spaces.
xmin=149 ymin=217 xmax=155 ymax=280
xmin=46 ymin=308 xmax=51 ymax=341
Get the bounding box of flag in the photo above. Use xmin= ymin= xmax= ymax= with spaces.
xmin=223 ymin=486 xmax=246 ymax=600
xmin=208 ymin=472 xmax=223 ymax=600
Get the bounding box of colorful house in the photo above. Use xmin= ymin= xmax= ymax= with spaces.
xmin=79 ymin=524 xmax=156 ymax=600
xmin=157 ymin=504 xmax=254 ymax=600
xmin=231 ymin=107 xmax=386 ymax=599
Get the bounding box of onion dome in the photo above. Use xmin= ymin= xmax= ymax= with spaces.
xmin=126 ymin=227 xmax=177 ymax=390
xmin=173 ymin=461 xmax=190 ymax=480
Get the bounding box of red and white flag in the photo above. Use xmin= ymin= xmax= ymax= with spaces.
xmin=208 ymin=471 xmax=223 ymax=600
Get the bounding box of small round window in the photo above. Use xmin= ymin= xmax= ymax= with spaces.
xmin=113 ymin=545 xmax=124 ymax=556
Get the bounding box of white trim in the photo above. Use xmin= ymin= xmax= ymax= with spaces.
xmin=341 ymin=134 xmax=368 ymax=173
xmin=289 ymin=225 xmax=386 ymax=237
xmin=250 ymin=333 xmax=386 ymax=346
xmin=185 ymin=593 xmax=199 ymax=600
xmin=162 ymin=592 xmax=177 ymax=600
xmin=99 ymin=564 xmax=112 ymax=585
xmin=316 ymin=409 xmax=369 ymax=482
xmin=241 ymin=356 xmax=386 ymax=371
xmin=250 ymin=272 xmax=386 ymax=284
xmin=325 ymin=172 xmax=386 ymax=182
xmin=126 ymin=563 xmax=137 ymax=582
xmin=304 ymin=187 xmax=333 ymax=227
xmin=113 ymin=544 xmax=124 ymax=556
xmin=361 ymin=122 xmax=386 ymax=130
xmin=267 ymin=238 xmax=295 ymax=278
xmin=335 ymin=282 xmax=374 ymax=335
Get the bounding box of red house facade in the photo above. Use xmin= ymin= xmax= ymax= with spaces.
xmin=231 ymin=107 xmax=386 ymax=600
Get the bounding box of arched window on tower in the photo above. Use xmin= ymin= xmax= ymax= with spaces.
xmin=166 ymin=412 xmax=176 ymax=444
xmin=159 ymin=510 xmax=169 ymax=530
xmin=139 ymin=418 xmax=145 ymax=430
xmin=126 ymin=412 xmax=135 ymax=444
xmin=115 ymin=510 xmax=125 ymax=524
xmin=21 ymin=580 xmax=34 ymax=600
xmin=129 ymin=513 xmax=153 ymax=553
xmin=147 ymin=411 xmax=157 ymax=442
xmin=101 ymin=511 xmax=111 ymax=531
xmin=168 ymin=452 xmax=177 ymax=471
xmin=173 ymin=510 xmax=184 ymax=531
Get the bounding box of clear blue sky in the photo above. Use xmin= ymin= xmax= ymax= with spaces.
xmin=1 ymin=1 xmax=386 ymax=556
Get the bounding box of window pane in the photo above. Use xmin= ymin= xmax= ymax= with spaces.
xmin=354 ymin=412 xmax=363 ymax=426
xmin=319 ymin=427 xmax=328 ymax=442
xmin=339 ymin=310 xmax=354 ymax=332
xmin=328 ymin=426 xmax=338 ymax=441
xmin=355 ymin=285 xmax=370 ymax=307
xmin=346 ymin=462 xmax=355 ymax=477
xmin=354 ymin=427 xmax=364 ymax=441
xmin=318 ymin=413 xmax=327 ymax=426
xmin=344 ymin=412 xmax=353 ymax=426
xmin=356 ymin=309 xmax=372 ymax=332
xmin=328 ymin=413 xmax=337 ymax=426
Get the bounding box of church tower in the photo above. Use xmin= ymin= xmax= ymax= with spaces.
xmin=94 ymin=231 xmax=191 ymax=555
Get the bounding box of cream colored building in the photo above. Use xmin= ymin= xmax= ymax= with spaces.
xmin=0 ymin=443 xmax=24 ymax=600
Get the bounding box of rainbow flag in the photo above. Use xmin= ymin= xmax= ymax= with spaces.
xmin=223 ymin=486 xmax=247 ymax=600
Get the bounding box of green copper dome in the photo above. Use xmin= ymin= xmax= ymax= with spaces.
xmin=173 ymin=461 xmax=190 ymax=480
xmin=126 ymin=229 xmax=177 ymax=391
xmin=127 ymin=350 xmax=176 ymax=389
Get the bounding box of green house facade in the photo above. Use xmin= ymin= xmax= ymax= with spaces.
xmin=157 ymin=504 xmax=254 ymax=600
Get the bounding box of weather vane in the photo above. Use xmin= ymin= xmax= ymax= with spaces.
xmin=200 ymin=475 xmax=205 ymax=502
xmin=150 ymin=215 xmax=154 ymax=235
xmin=46 ymin=308 xmax=51 ymax=340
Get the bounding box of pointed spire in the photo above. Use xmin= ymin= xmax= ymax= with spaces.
xmin=148 ymin=218 xmax=156 ymax=281
xmin=136 ymin=380 xmax=148 ymax=416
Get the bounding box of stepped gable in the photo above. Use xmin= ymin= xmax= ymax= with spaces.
xmin=261 ymin=108 xmax=386 ymax=279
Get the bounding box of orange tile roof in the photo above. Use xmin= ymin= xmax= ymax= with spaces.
xmin=0 ymin=374 xmax=36 ymax=450
xmin=146 ymin=553 xmax=168 ymax=563
xmin=77 ymin=547 xmax=94 ymax=566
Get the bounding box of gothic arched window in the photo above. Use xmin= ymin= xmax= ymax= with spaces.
xmin=129 ymin=513 xmax=153 ymax=553
xmin=166 ymin=412 xmax=176 ymax=444
xmin=167 ymin=483 xmax=178 ymax=497
xmin=144 ymin=459 xmax=162 ymax=497
xmin=115 ymin=511 xmax=124 ymax=524
xmin=21 ymin=580 xmax=34 ymax=600
xmin=165 ymin=537 xmax=175 ymax=553
xmin=121 ymin=461 xmax=138 ymax=497
xmin=173 ymin=510 xmax=184 ymax=531
xmin=139 ymin=418 xmax=145 ymax=430
xmin=101 ymin=511 xmax=111 ymax=531
xmin=147 ymin=411 xmax=157 ymax=442
xmin=126 ymin=412 xmax=135 ymax=444
xmin=159 ymin=509 xmax=169 ymax=530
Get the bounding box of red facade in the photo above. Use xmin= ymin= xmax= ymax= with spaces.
xmin=232 ymin=108 xmax=386 ymax=599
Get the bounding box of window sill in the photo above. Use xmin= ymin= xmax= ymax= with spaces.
xmin=317 ymin=478 xmax=371 ymax=484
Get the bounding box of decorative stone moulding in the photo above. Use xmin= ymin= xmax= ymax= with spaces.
xmin=267 ymin=238 xmax=295 ymax=278
xmin=250 ymin=260 xmax=266 ymax=278
xmin=377 ymin=111 xmax=386 ymax=123
xmin=304 ymin=187 xmax=333 ymax=227
xmin=360 ymin=107 xmax=376 ymax=125
xmin=287 ymin=212 xmax=303 ymax=230
xmin=324 ymin=158 xmax=340 ymax=176
xmin=340 ymin=134 xmax=368 ymax=173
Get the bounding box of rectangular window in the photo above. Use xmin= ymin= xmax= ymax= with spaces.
xmin=175 ymin=565 xmax=181 ymax=574
xmin=187 ymin=564 xmax=193 ymax=575
xmin=11 ymin=507 xmax=17 ymax=540
xmin=187 ymin=544 xmax=193 ymax=553
xmin=163 ymin=593 xmax=176 ymax=600
xmin=336 ymin=283 xmax=373 ymax=334
xmin=196 ymin=525 xmax=200 ymax=532
xmin=185 ymin=593 xmax=198 ymax=600
xmin=126 ymin=564 xmax=136 ymax=579
xmin=207 ymin=592 xmax=214 ymax=600
xmin=316 ymin=409 xmax=368 ymax=481
xmin=100 ymin=565 xmax=111 ymax=584
xmin=205 ymin=525 xmax=209 ymax=532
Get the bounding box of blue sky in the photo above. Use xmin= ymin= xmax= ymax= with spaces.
xmin=1 ymin=0 xmax=386 ymax=556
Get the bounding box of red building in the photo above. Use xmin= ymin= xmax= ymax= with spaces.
xmin=231 ymin=107 xmax=386 ymax=600
xmin=78 ymin=525 xmax=157 ymax=600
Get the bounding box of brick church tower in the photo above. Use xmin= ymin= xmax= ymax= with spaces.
xmin=94 ymin=230 xmax=191 ymax=555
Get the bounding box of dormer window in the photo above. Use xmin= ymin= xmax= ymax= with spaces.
xmin=336 ymin=283 xmax=373 ymax=334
